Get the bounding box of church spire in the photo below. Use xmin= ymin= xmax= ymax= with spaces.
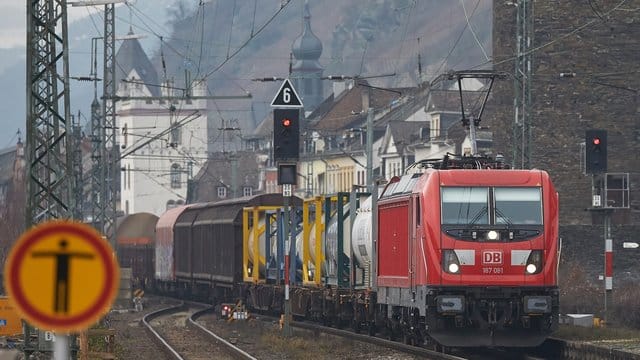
xmin=291 ymin=0 xmax=324 ymax=113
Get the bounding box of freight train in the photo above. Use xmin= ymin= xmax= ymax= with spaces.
xmin=116 ymin=154 xmax=560 ymax=348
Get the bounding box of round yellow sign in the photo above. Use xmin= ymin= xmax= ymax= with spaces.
xmin=4 ymin=221 xmax=119 ymax=332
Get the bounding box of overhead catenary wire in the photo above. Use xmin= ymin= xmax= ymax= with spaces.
xmin=469 ymin=0 xmax=630 ymax=70
xmin=200 ymin=0 xmax=292 ymax=82
xmin=391 ymin=0 xmax=417 ymax=87
xmin=430 ymin=0 xmax=482 ymax=82
xmin=460 ymin=0 xmax=490 ymax=62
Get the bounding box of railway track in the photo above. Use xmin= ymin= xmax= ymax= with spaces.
xmin=135 ymin=296 xmax=640 ymax=360
xmin=290 ymin=319 xmax=466 ymax=360
xmin=142 ymin=303 xmax=256 ymax=360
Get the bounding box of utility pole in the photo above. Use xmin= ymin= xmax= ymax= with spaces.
xmin=72 ymin=112 xmax=84 ymax=221
xmin=366 ymin=107 xmax=373 ymax=191
xmin=69 ymin=0 xmax=126 ymax=250
xmin=219 ymin=119 xmax=242 ymax=198
xmin=512 ymin=0 xmax=534 ymax=169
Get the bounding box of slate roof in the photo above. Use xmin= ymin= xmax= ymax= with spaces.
xmin=0 ymin=146 xmax=15 ymax=185
xmin=190 ymin=151 xmax=261 ymax=203
xmin=385 ymin=121 xmax=428 ymax=154
xmin=308 ymin=81 xmax=404 ymax=132
xmin=426 ymin=88 xmax=487 ymax=116
xmin=115 ymin=30 xmax=160 ymax=96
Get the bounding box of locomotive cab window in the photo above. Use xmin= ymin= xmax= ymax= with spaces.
xmin=441 ymin=187 xmax=489 ymax=225
xmin=494 ymin=187 xmax=542 ymax=225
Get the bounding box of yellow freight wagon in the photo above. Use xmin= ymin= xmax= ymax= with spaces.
xmin=0 ymin=297 xmax=23 ymax=336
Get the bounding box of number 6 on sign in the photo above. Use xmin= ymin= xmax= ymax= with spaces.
xmin=271 ymin=79 xmax=303 ymax=108
xmin=283 ymin=88 xmax=291 ymax=103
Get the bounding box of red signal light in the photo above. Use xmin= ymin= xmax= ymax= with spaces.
xmin=282 ymin=118 xmax=292 ymax=127
xmin=593 ymin=137 xmax=601 ymax=145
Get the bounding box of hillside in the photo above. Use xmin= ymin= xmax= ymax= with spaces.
xmin=155 ymin=0 xmax=493 ymax=151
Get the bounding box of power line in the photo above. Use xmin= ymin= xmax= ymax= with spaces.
xmin=460 ymin=0 xmax=490 ymax=62
xmin=472 ymin=0 xmax=630 ymax=70
xmin=392 ymin=0 xmax=417 ymax=87
xmin=201 ymin=0 xmax=292 ymax=81
xmin=430 ymin=0 xmax=482 ymax=82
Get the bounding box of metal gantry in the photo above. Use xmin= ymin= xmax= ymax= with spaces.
xmin=512 ymin=0 xmax=534 ymax=169
xmin=24 ymin=0 xmax=75 ymax=356
xmin=99 ymin=3 xmax=118 ymax=246
xmin=26 ymin=0 xmax=73 ymax=225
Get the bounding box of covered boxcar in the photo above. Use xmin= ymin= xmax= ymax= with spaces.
xmin=172 ymin=194 xmax=302 ymax=302
xmin=115 ymin=212 xmax=159 ymax=290
xmin=155 ymin=205 xmax=191 ymax=293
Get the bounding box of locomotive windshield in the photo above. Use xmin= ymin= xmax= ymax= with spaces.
xmin=441 ymin=187 xmax=543 ymax=226
xmin=441 ymin=187 xmax=489 ymax=225
xmin=494 ymin=187 xmax=542 ymax=225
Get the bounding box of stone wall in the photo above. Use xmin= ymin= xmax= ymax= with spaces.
xmin=561 ymin=224 xmax=640 ymax=284
xmin=491 ymin=1 xmax=639 ymax=286
xmin=490 ymin=1 xmax=639 ymax=225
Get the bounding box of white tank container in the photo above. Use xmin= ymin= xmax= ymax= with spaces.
xmin=247 ymin=214 xmax=276 ymax=274
xmin=324 ymin=204 xmax=352 ymax=278
xmin=351 ymin=195 xmax=373 ymax=269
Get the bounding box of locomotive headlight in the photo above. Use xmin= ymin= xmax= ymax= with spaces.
xmin=443 ymin=250 xmax=461 ymax=274
xmin=525 ymin=250 xmax=543 ymax=275
xmin=487 ymin=230 xmax=499 ymax=241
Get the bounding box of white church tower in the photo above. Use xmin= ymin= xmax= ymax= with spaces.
xmin=115 ymin=30 xmax=208 ymax=216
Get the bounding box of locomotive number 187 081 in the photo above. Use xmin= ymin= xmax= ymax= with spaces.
xmin=482 ymin=267 xmax=504 ymax=274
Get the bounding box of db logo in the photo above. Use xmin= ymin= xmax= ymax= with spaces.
xmin=483 ymin=251 xmax=503 ymax=265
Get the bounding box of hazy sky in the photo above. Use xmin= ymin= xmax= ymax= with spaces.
xmin=0 ymin=2 xmax=25 ymax=48
xmin=0 ymin=1 xmax=126 ymax=49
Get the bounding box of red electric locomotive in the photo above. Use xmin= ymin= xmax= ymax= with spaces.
xmin=376 ymin=155 xmax=559 ymax=347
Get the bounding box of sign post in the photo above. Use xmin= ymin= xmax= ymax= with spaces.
xmin=4 ymin=221 xmax=120 ymax=359
xmin=271 ymin=79 xmax=302 ymax=337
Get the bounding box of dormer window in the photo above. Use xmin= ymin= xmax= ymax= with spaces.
xmin=217 ymin=186 xmax=227 ymax=199
xmin=243 ymin=187 xmax=252 ymax=197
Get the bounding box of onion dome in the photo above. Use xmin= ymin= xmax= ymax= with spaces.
xmin=291 ymin=2 xmax=323 ymax=61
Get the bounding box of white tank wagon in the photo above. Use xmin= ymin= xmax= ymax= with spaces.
xmin=351 ymin=190 xmax=383 ymax=288
xmin=302 ymin=193 xmax=372 ymax=287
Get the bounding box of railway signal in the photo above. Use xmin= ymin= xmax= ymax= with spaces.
xmin=585 ymin=129 xmax=607 ymax=173
xmin=273 ymin=108 xmax=300 ymax=161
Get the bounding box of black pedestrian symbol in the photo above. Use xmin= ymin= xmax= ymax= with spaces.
xmin=32 ymin=239 xmax=94 ymax=314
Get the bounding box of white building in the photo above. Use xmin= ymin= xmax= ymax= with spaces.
xmin=115 ymin=32 xmax=208 ymax=216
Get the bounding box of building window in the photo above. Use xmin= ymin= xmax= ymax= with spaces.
xmin=217 ymin=186 xmax=227 ymax=199
xmin=171 ymin=163 xmax=182 ymax=188
xmin=243 ymin=187 xmax=252 ymax=197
